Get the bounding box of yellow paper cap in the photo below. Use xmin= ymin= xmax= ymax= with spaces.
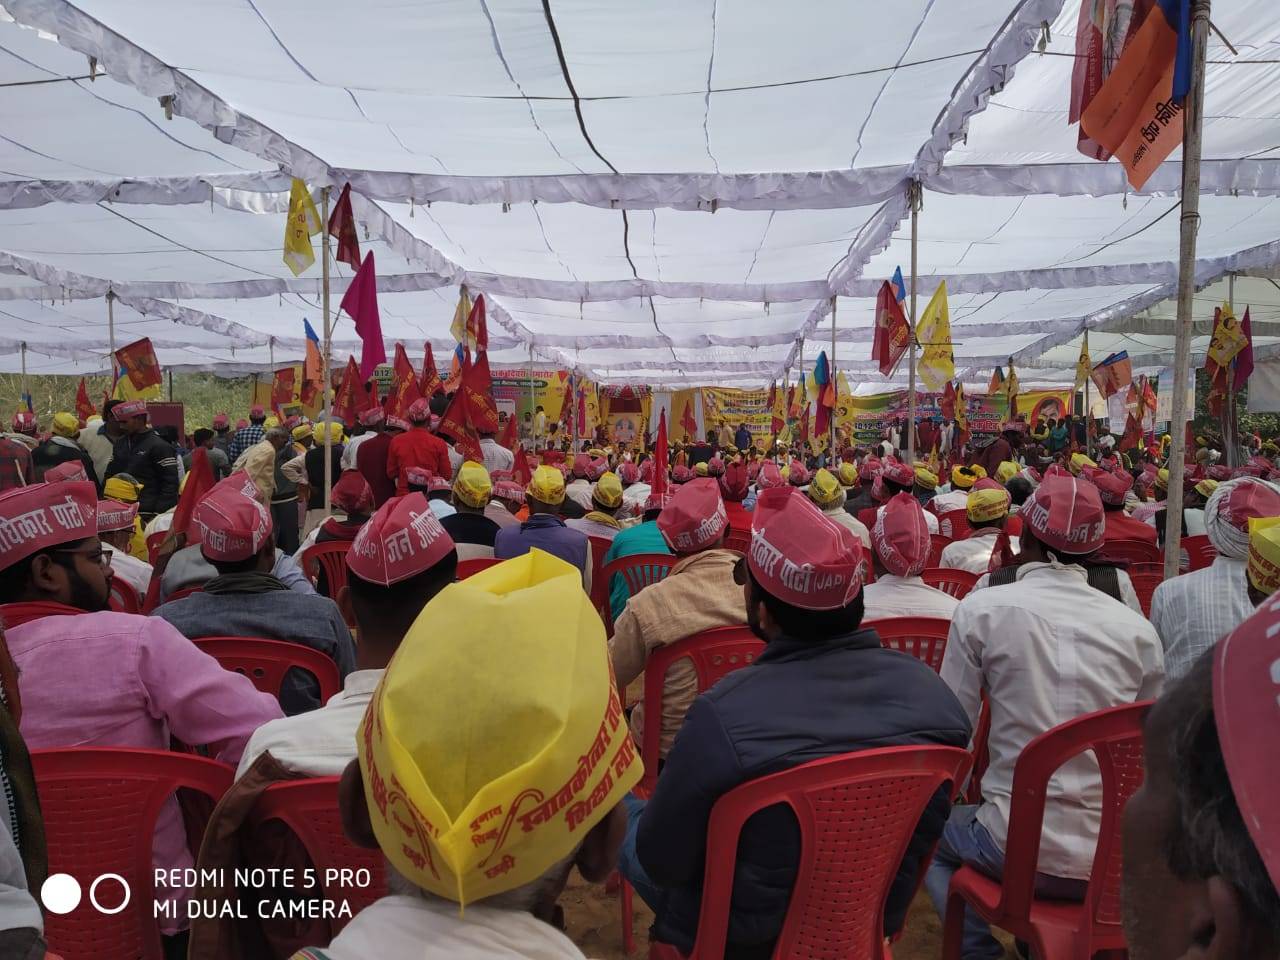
xmin=291 ymin=424 xmax=312 ymax=441
xmin=951 ymin=465 xmax=978 ymax=490
xmin=263 ymin=415 xmax=281 ymax=430
xmin=1248 ymin=517 xmax=1280 ymax=595
xmin=995 ymin=460 xmax=1019 ymax=485
xmin=313 ymin=420 xmax=343 ymax=445
xmin=1069 ymin=453 xmax=1097 ymax=475
xmin=453 ymin=461 xmax=493 ymax=508
xmin=527 ymin=465 xmax=566 ymax=505
xmin=1195 ymin=478 xmax=1219 ymax=499
xmin=51 ymin=412 xmax=80 ymax=438
xmin=967 ymin=486 xmax=1011 ymax=523
xmin=806 ymin=468 xmax=844 ymax=509
xmin=357 ymin=549 xmax=642 ymax=905
xmin=103 ymin=476 xmax=141 ymax=503
xmin=1155 ymin=468 xmax=1170 ymax=490
xmin=837 ymin=463 xmax=857 ymax=487
xmin=914 ymin=465 xmax=939 ymax=490
xmin=593 ymin=472 xmax=623 ymax=509
xmin=694 ymin=462 xmax=708 ymax=476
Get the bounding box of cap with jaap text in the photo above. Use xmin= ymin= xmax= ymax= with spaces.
xmin=658 ymin=478 xmax=727 ymax=553
xmin=872 ymin=493 xmax=930 ymax=578
xmin=0 ymin=481 xmax=97 ymax=573
xmin=494 ymin=480 xmax=526 ymax=505
xmin=212 ymin=413 xmax=230 ymax=429
xmin=453 ymin=461 xmax=493 ymax=509
xmin=43 ymin=461 xmax=89 ymax=484
xmin=291 ymin=424 xmax=311 ymax=442
xmin=747 ymin=486 xmax=863 ymax=610
xmin=250 ymin=404 xmax=266 ymax=418
xmin=357 ymin=549 xmax=641 ymax=904
xmin=966 ymin=481 xmax=1011 ymax=523
xmin=592 ymin=472 xmax=624 ymax=510
xmin=1246 ymin=517 xmax=1280 ymax=597
xmin=806 ymin=468 xmax=844 ymax=510
xmin=112 ymin=400 xmax=147 ymax=421
xmin=96 ymin=499 xmax=138 ymax=534
xmin=881 ymin=461 xmax=914 ymax=489
xmin=346 ymin=493 xmax=456 ymax=586
xmin=719 ymin=461 xmax=749 ymax=503
xmin=1020 ymin=475 xmax=1105 ymax=555
xmin=429 ymin=477 xmax=452 ymax=494
xmin=671 ymin=464 xmax=694 ymax=485
xmin=528 ymin=465 xmax=566 ymax=505
xmin=618 ymin=462 xmax=639 ymax=485
xmin=571 ymin=454 xmax=592 ymax=479
xmin=694 ymin=462 xmax=709 ymax=478
xmin=192 ymin=474 xmax=274 ymax=562
xmin=386 ymin=416 xmax=410 ymax=433
xmin=332 ymin=471 xmax=375 ymax=516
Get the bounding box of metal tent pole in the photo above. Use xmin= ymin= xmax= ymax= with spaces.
xmin=321 ymin=186 xmax=334 ymax=516
xmin=907 ymin=180 xmax=920 ymax=462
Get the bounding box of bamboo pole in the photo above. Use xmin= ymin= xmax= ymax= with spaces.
xmin=107 ymin=290 xmax=117 ymax=371
xmin=321 ymin=186 xmax=334 ymax=516
xmin=829 ymin=296 xmax=837 ymax=462
xmin=1083 ymin=331 xmax=1093 ymax=459
xmin=1225 ymin=272 xmax=1237 ymax=467
xmin=167 ymin=369 xmax=173 ymax=402
xmin=527 ymin=342 xmax=536 ymax=448
xmin=1164 ymin=0 xmax=1212 ymax=580
xmin=907 ymin=180 xmax=920 ymax=462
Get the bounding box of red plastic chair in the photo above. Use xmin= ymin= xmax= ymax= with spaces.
xmin=927 ymin=533 xmax=952 ymax=568
xmin=866 ymin=616 xmax=952 ymax=673
xmin=922 ymin=567 xmax=978 ymax=600
xmin=649 ymin=745 xmax=971 ymax=960
xmin=249 ymin=777 xmax=388 ymax=932
xmin=33 ymin=747 xmax=235 ymax=960
xmin=457 ymin=556 xmax=502 ymax=579
xmin=301 ymin=540 xmax=352 ymax=599
xmin=724 ymin=529 xmax=750 ymax=554
xmin=600 ymin=553 xmax=676 ymax=634
xmin=154 ymin=584 xmax=203 ymax=609
xmin=942 ymin=701 xmax=1152 ymax=960
xmin=1128 ymin=569 xmax=1163 ymax=618
xmin=193 ymin=636 xmax=342 ymax=703
xmin=1095 ymin=537 xmax=1160 ymax=565
xmin=587 ymin=535 xmax=615 ymax=615
xmin=108 ymin=577 xmax=141 ymax=614
xmin=1181 ymin=533 xmax=1217 ymax=571
xmin=937 ymin=509 xmax=972 ymax=540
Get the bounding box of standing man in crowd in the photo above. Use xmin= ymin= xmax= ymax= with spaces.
xmin=228 ymin=404 xmax=267 ymax=463
xmin=104 ymin=400 xmax=179 ymax=520
xmin=494 ymin=465 xmax=590 ymax=587
xmin=387 ymin=398 xmax=451 ymax=495
xmin=31 ymin=413 xmax=98 ymax=488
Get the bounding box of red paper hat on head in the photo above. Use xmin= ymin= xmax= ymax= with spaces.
xmin=331 ymin=471 xmax=375 ymax=515
xmin=429 ymin=477 xmax=452 ymax=493
xmin=212 ymin=413 xmax=229 ymax=429
xmin=96 ymin=499 xmax=138 ymax=534
xmin=112 ymin=399 xmax=147 ymax=421
xmin=406 ymin=466 xmax=433 ymax=488
xmin=747 ymin=461 xmax=761 ymax=482
xmin=192 ymin=475 xmax=273 ymax=562
xmin=43 ymin=461 xmax=89 ymax=484
xmin=386 ymin=416 xmax=410 ymax=432
xmin=788 ymin=461 xmax=810 ymax=486
xmin=493 ymin=480 xmax=526 ymax=504
xmin=618 ymin=462 xmax=639 ymax=484
xmin=706 ymin=456 xmax=726 ymax=477
xmin=719 ymin=461 xmax=749 ymax=502
xmin=587 ymin=458 xmax=608 ymax=481
xmin=358 ymin=407 xmax=386 ymax=427
xmin=748 ymin=487 xmax=862 ymax=611
xmin=1083 ymin=466 xmax=1132 ymax=507
xmin=871 ymin=474 xmax=888 ymax=503
xmin=406 ymin=398 xmax=432 ymax=424
xmin=658 ymin=478 xmax=727 ymax=553
xmin=1043 ymin=463 xmax=1071 ymax=480
xmin=1020 ymin=475 xmax=1105 ymax=555
xmin=572 ymin=453 xmax=592 ymax=478
xmin=250 ymin=405 xmax=265 ymax=418
xmin=1214 ymin=599 xmax=1280 ymax=892
xmin=1217 ymin=478 xmax=1280 ymax=531
xmin=0 ymin=481 xmax=96 ymax=572
xmin=859 ymin=457 xmax=880 ymax=481
xmin=872 ymin=492 xmax=931 ymax=578
xmin=236 ymin=418 xmax=249 ymax=430
xmin=756 ymin=461 xmax=783 ymax=489
xmin=644 ymin=490 xmax=673 ymax=514
xmin=1208 ymin=464 xmax=1233 ymax=481
xmin=882 ymin=461 xmax=915 ymax=489
xmin=346 ymin=493 xmax=456 ymax=587
xmin=671 ymin=464 xmax=694 ymax=484
xmin=638 ymin=459 xmax=654 ymax=482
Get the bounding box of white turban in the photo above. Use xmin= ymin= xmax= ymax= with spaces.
xmin=1204 ymin=476 xmax=1280 ymax=559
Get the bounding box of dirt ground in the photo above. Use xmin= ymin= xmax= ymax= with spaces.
xmin=560 ymin=873 xmax=1017 ymax=959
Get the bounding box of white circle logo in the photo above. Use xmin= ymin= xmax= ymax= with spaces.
xmin=40 ymin=873 xmax=81 ymax=915
xmin=89 ymin=873 xmax=130 ymax=915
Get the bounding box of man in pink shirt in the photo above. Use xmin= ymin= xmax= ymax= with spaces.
xmin=0 ymin=480 xmax=282 ymax=947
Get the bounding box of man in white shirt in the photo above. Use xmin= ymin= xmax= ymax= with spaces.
xmin=931 ymin=465 xmax=981 ymax=515
xmin=939 ymin=480 xmax=1020 ymax=574
xmin=564 ymin=454 xmax=602 ymax=513
xmin=446 ymin=433 xmax=516 ymax=479
xmin=806 ymin=467 xmax=871 ymax=548
xmin=236 ymin=493 xmax=459 ymax=778
xmin=96 ymin=498 xmax=153 ymax=596
xmin=1151 ymin=477 xmax=1280 ymax=681
xmin=928 ymin=476 xmax=1164 ymax=960
xmin=862 ymin=493 xmax=958 ymax=622
xmin=873 ymin=461 xmax=939 ymax=534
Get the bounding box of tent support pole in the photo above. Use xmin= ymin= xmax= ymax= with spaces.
xmin=1083 ymin=331 xmax=1092 ymax=460
xmin=1225 ymin=272 xmax=1237 ymax=467
xmin=107 ymin=290 xmax=116 ymax=381
xmin=167 ymin=369 xmax=173 ymax=402
xmin=830 ymin=296 xmax=837 ymax=460
xmin=907 ymin=180 xmax=920 ymax=463
xmin=1164 ymin=0 xmax=1212 ymax=580
xmin=321 ymin=186 xmax=333 ymax=517
xmin=798 ymin=338 xmax=804 ymax=452
xmin=527 ymin=343 xmax=535 ymax=447
xmin=20 ymin=342 xmax=27 ymax=410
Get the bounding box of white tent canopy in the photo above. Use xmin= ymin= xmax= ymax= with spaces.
xmin=0 ymin=0 xmax=1277 ymax=386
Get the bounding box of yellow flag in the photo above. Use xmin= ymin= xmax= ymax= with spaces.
xmin=1005 ymin=356 xmax=1020 ymax=417
xmin=450 ymin=286 xmax=473 ymax=347
xmin=282 ymin=179 xmax=322 ymax=277
xmin=1207 ymin=302 xmax=1248 ymax=370
xmin=916 ymin=281 xmax=954 ymax=392
xmin=1073 ymin=330 xmax=1092 ymax=393
xmin=111 ymin=377 xmax=162 ymax=401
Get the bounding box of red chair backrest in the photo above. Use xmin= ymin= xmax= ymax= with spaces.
xmin=1129 ymin=570 xmax=1163 ymax=618
xmin=866 ymin=617 xmax=953 ymax=673
xmin=1097 ymin=537 xmax=1161 ymax=565
xmin=937 ymin=509 xmax=972 ymax=540
xmin=1182 ymin=533 xmax=1217 ymax=571
xmin=109 ymin=577 xmax=141 ymax=614
xmin=457 ymin=556 xmax=503 ymax=579
xmin=249 ymin=777 xmax=388 ymax=931
xmin=724 ymin=529 xmax=750 ymax=554
xmin=158 ymin=585 xmax=204 ymax=608
xmin=921 ymin=567 xmax=978 ymax=599
xmin=301 ymin=541 xmax=352 ymax=599
xmin=682 ymin=746 xmax=970 ymax=960
xmin=600 ymin=552 xmax=676 ymax=633
xmin=926 ymin=533 xmax=951 ymax=568
xmin=33 ymin=747 xmax=234 ymax=960
xmin=994 ymin=701 xmax=1150 ymax=939
xmin=637 ymin=625 xmax=763 ymax=797
xmin=193 ymin=636 xmax=342 ymax=703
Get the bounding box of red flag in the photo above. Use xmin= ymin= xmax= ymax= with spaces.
xmin=467 ymin=294 xmax=489 ymax=353
xmin=327 ymin=183 xmax=362 ymax=271
xmin=114 ymin=337 xmax=163 ymax=391
xmin=339 ymin=251 xmax=386 ymax=380
xmin=75 ymin=377 xmax=95 ymax=423
xmin=388 ymin=343 xmax=423 ymax=418
xmin=872 ymin=280 xmax=910 ymax=376
xmin=940 ymin=380 xmax=957 ymax=420
xmin=271 ymin=367 xmax=295 ymax=417
xmin=512 ymin=446 xmax=533 ymax=486
xmin=651 ymin=409 xmax=669 ymax=502
xmin=419 ymin=342 xmax=444 ymax=397
xmin=499 ymin=412 xmax=519 ymax=452
xmin=1091 ymin=351 xmax=1133 ymax=399
xmin=1119 ymin=412 xmax=1143 ymax=452
xmin=361 ymin=371 xmax=380 ymax=414
xmin=679 ymin=397 xmax=698 ymax=441
xmin=171 ymin=447 xmax=214 ymax=540
xmin=1235 ymin=306 xmax=1254 ymax=390
xmin=798 ymin=403 xmax=811 ymax=445
xmin=814 ymin=396 xmax=830 ymax=439
xmin=462 ymin=350 xmax=500 ymax=433
xmin=438 ymin=388 xmax=483 ymax=462
xmin=577 ymin=384 xmax=588 ymax=438
xmin=559 ymin=376 xmax=575 ymax=431
xmin=1070 ymin=0 xmax=1155 ymax=160
xmin=332 ymin=356 xmax=360 ymax=427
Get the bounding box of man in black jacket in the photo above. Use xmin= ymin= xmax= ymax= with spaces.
xmin=620 ymin=486 xmax=971 ymax=959
xmin=104 ymin=400 xmax=179 ymax=520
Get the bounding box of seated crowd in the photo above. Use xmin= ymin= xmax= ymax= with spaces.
xmin=2 ymin=404 xmax=1280 ymax=960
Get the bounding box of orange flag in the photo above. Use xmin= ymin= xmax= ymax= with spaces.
xmin=332 ymin=356 xmax=361 ymax=427
xmin=420 ymin=342 xmax=443 ymax=397
xmin=388 ymin=343 xmax=423 ymax=418
xmin=75 ymin=377 xmax=95 ymax=422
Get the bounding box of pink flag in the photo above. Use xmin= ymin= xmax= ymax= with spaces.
xmin=1235 ymin=306 xmax=1254 ymax=390
xmin=339 ymin=251 xmax=386 ymax=380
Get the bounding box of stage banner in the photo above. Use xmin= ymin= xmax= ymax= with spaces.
xmin=845 ymin=389 xmax=1071 ymax=443
xmin=489 ymin=366 xmax=571 ymax=424
xmin=701 ymin=387 xmax=773 ymax=448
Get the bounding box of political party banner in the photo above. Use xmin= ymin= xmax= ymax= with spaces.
xmin=490 ymin=366 xmax=571 ymax=424
xmin=701 ymin=387 xmax=773 ymax=448
xmin=844 ymin=389 xmax=1072 ymax=443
